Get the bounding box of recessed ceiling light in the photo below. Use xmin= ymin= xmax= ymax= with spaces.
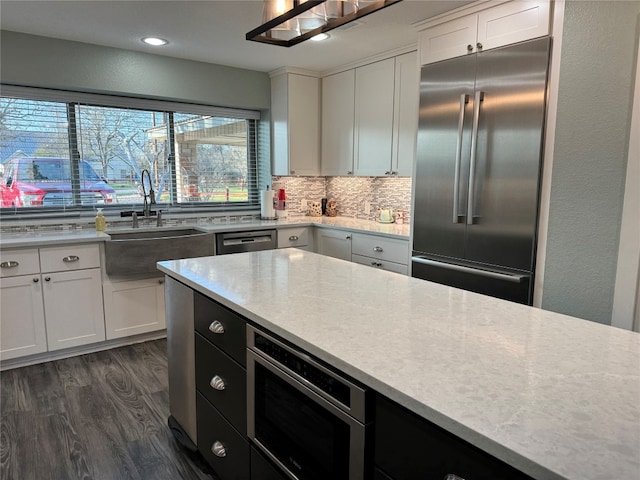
xmin=142 ymin=37 xmax=168 ymax=46
xmin=310 ymin=33 xmax=331 ymax=42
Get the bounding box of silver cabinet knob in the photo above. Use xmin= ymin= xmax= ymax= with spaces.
xmin=467 ymin=44 xmax=473 ymax=52
xmin=62 ymin=255 xmax=79 ymax=263
xmin=290 ymin=170 xmax=296 ymax=175
xmin=373 ymin=246 xmax=383 ymax=253
xmin=371 ymin=261 xmax=383 ymax=268
xmin=345 ymin=235 xmax=351 ymax=240
xmin=0 ymin=261 xmax=19 ymax=268
xmin=211 ymin=441 xmax=227 ymax=458
xmin=208 ymin=320 xmax=225 ymax=334
xmin=209 ymin=375 xmax=226 ymax=391
xmin=158 ymin=279 xmax=164 ymax=284
xmin=347 ymin=171 xmax=353 ymax=175
xmin=33 ymin=277 xmax=39 ymax=283
xmin=476 ymin=42 xmax=483 ymax=50
xmin=289 ymin=235 xmax=299 ymax=241
xmin=44 ymin=276 xmax=51 ymax=282
xmin=385 ymin=171 xmax=391 ymax=175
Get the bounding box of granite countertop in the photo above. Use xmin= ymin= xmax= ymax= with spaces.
xmin=0 ymin=216 xmax=410 ymax=248
xmin=157 ymin=249 xmax=640 ymax=480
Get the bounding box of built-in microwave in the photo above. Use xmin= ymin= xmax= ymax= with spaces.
xmin=247 ymin=326 xmax=371 ymax=480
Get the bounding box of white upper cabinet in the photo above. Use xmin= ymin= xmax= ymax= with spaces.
xmin=419 ymin=0 xmax=551 ymax=65
xmin=321 ymin=69 xmax=355 ymax=176
xmin=322 ymin=52 xmax=418 ymax=177
xmin=354 ymin=58 xmax=396 ymax=176
xmin=391 ymin=51 xmax=419 ymax=177
xmin=271 ymin=70 xmax=321 ymax=176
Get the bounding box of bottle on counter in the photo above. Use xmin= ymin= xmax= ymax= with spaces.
xmin=95 ymin=208 xmax=106 ymax=231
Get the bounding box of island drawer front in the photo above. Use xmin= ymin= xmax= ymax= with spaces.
xmin=195 ymin=333 xmax=246 ymax=434
xmin=39 ymin=244 xmax=100 ymax=273
xmin=277 ymin=227 xmax=310 ymax=248
xmin=374 ymin=395 xmax=533 ymax=480
xmin=197 ymin=392 xmax=250 ymax=480
xmin=0 ymin=249 xmax=40 ymax=278
xmin=351 ymin=254 xmax=408 ymax=275
xmin=195 ymin=292 xmax=246 ymax=367
xmin=351 ymin=234 xmax=409 ymax=265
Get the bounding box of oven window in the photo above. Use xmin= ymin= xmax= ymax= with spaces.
xmin=254 ymin=363 xmax=350 ymax=480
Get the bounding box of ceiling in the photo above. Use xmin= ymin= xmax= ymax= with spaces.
xmin=0 ymin=0 xmax=472 ymax=73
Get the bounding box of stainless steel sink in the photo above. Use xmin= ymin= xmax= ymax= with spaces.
xmin=105 ymin=228 xmax=215 ymax=276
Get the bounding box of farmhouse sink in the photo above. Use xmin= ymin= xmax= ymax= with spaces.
xmin=104 ymin=227 xmax=215 ymax=276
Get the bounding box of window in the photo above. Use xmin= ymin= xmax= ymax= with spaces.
xmin=0 ymin=86 xmax=262 ymax=212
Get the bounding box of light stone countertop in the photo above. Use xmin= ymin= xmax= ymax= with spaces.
xmin=0 ymin=216 xmax=409 ymax=248
xmin=158 ymin=249 xmax=640 ymax=480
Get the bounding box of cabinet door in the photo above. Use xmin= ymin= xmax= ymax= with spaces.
xmin=43 ymin=268 xmax=105 ymax=350
xmin=272 ymin=73 xmax=321 ymax=176
xmin=0 ymin=275 xmax=47 ymax=360
xmin=314 ymin=228 xmax=352 ymax=261
xmin=354 ymin=58 xmax=395 ymax=176
xmin=103 ymin=277 xmax=166 ymax=340
xmin=477 ymin=0 xmax=550 ymax=52
xmin=321 ymin=70 xmax=355 ymax=176
xmin=419 ymin=15 xmax=478 ymax=65
xmin=392 ymin=52 xmax=419 ymax=177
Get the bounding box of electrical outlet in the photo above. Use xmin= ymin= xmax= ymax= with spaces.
xmin=364 ymin=201 xmax=371 ymax=215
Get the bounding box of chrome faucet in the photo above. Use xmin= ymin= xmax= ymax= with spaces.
xmin=140 ymin=169 xmax=155 ymax=218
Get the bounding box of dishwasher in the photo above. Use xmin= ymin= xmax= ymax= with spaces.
xmin=215 ymin=229 xmax=277 ymax=255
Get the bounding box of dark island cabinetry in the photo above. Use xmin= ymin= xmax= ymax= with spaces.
xmin=374 ymin=395 xmax=533 ymax=480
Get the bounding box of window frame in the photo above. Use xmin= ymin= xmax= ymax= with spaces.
xmin=0 ymin=85 xmax=263 ymax=216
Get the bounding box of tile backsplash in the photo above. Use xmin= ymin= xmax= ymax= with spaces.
xmin=272 ymin=176 xmax=412 ymax=221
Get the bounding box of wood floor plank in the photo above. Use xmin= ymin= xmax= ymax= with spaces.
xmin=0 ymin=340 xmax=213 ymax=480
xmin=0 ymin=368 xmax=32 ymax=415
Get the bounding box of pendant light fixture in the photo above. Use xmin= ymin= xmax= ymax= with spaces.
xmin=246 ymin=0 xmax=403 ymax=47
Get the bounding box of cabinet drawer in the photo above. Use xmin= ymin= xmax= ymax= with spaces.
xmin=195 ymin=333 xmax=246 ymax=434
xmin=197 ymin=392 xmax=250 ymax=480
xmin=194 ymin=293 xmax=246 ymax=367
xmin=277 ymin=227 xmax=309 ymax=248
xmin=251 ymin=447 xmax=288 ymax=480
xmin=0 ymin=249 xmax=40 ymax=278
xmin=351 ymin=234 xmax=409 ymax=265
xmin=351 ymin=254 xmax=408 ymax=275
xmin=39 ymin=244 xmax=100 ymax=272
xmin=374 ymin=395 xmax=533 ymax=480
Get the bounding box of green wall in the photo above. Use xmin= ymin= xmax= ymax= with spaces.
xmin=542 ymin=1 xmax=640 ymax=324
xmin=0 ymin=30 xmax=270 ymax=110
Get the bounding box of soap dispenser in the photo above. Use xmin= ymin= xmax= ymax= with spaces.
xmin=95 ymin=208 xmax=106 ymax=231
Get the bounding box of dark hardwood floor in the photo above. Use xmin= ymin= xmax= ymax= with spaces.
xmin=0 ymin=340 xmax=215 ymax=480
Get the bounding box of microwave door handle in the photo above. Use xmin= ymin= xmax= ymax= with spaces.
xmin=467 ymin=90 xmax=484 ymax=225
xmin=453 ymin=93 xmax=469 ymax=224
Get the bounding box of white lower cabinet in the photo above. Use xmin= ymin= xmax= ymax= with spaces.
xmin=43 ymin=268 xmax=105 ymax=351
xmin=314 ymin=228 xmax=353 ymax=261
xmin=0 ymin=244 xmax=105 ymax=360
xmin=277 ymin=226 xmax=313 ymax=251
xmin=0 ymin=274 xmax=47 ymax=360
xmin=103 ymin=276 xmax=166 ymax=340
xmin=351 ymin=232 xmax=410 ymax=275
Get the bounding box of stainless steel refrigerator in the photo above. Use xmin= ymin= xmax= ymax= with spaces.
xmin=411 ymin=37 xmax=551 ymax=305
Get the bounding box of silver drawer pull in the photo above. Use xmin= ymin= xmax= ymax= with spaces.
xmin=62 ymin=255 xmax=80 ymax=263
xmin=211 ymin=441 xmax=227 ymax=458
xmin=0 ymin=261 xmax=19 ymax=268
xmin=208 ymin=320 xmax=225 ymax=334
xmin=371 ymin=261 xmax=383 ymax=268
xmin=373 ymin=246 xmax=383 ymax=253
xmin=289 ymin=235 xmax=299 ymax=241
xmin=209 ymin=375 xmax=226 ymax=391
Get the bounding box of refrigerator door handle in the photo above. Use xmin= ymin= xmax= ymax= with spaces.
xmin=467 ymin=90 xmax=484 ymax=225
xmin=411 ymin=256 xmax=526 ymax=284
xmin=453 ymin=93 xmax=469 ymax=224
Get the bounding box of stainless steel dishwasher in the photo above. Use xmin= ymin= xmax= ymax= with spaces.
xmin=216 ymin=229 xmax=277 ymax=255
xmin=166 ymin=275 xmax=198 ymax=451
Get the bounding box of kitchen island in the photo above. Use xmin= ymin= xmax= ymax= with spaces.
xmin=158 ymin=249 xmax=639 ymax=480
